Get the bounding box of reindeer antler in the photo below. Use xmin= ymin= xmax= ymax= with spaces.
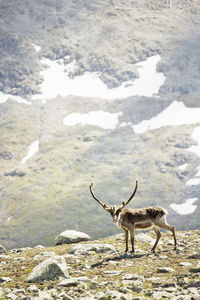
xmin=119 ymin=180 xmax=138 ymax=209
xmin=89 ymin=183 xmax=110 ymax=210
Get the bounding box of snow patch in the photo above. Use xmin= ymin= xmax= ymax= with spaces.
xmin=179 ymin=163 xmax=188 ymax=171
xmin=1 ymin=52 xmax=165 ymax=104
xmin=186 ymin=126 xmax=200 ymax=186
xmin=33 ymin=55 xmax=165 ymax=101
xmin=32 ymin=44 xmax=41 ymax=53
xmin=132 ymin=101 xmax=200 ymax=134
xmin=170 ymin=198 xmax=198 ymax=215
xmin=63 ymin=111 xmax=122 ymax=130
xmin=186 ymin=177 xmax=200 ymax=186
xmin=21 ymin=140 xmax=39 ymax=164
xmin=0 ymin=92 xmax=31 ymax=105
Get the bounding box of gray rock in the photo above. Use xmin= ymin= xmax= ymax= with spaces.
xmin=58 ymin=292 xmax=74 ymax=300
xmin=179 ymin=262 xmax=192 ymax=267
xmin=187 ymin=287 xmax=200 ymax=297
xmin=122 ymin=273 xmax=144 ymax=281
xmin=177 ymin=277 xmax=189 ymax=287
xmin=136 ymin=233 xmax=155 ymax=244
xmin=13 ymin=257 xmax=26 ymax=262
xmin=153 ymin=291 xmax=172 ymax=299
xmin=69 ymin=243 xmax=116 ymax=255
xmin=27 ymin=285 xmax=38 ymax=293
xmin=103 ymin=270 xmax=122 ymax=275
xmin=33 ymin=251 xmax=56 ymax=260
xmin=57 ymin=278 xmax=80 ymax=287
xmin=6 ymin=293 xmax=17 ymax=300
xmin=4 ymin=168 xmax=26 ymax=177
xmin=37 ymin=290 xmax=52 ymax=300
xmin=57 ymin=276 xmax=90 ymax=287
xmin=55 ymin=230 xmax=91 ymax=245
xmin=186 ymin=281 xmax=200 ymax=288
xmin=189 ymin=262 xmax=200 ymax=273
xmin=175 ymin=170 xmax=188 ymax=181
xmin=187 ymin=253 xmax=200 ymax=259
xmin=0 ymin=151 xmax=14 ymax=160
xmin=97 ymin=291 xmax=133 ymax=300
xmin=130 ymin=282 xmax=143 ymax=293
xmin=157 ymin=267 xmax=175 ymax=273
xmin=26 ymin=255 xmax=69 ymax=283
xmin=0 ymin=244 xmax=7 ymax=253
xmin=0 ymin=277 xmax=12 ymax=283
xmin=0 ymin=255 xmax=8 ymax=259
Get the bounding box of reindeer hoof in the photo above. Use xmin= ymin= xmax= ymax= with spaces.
xmin=151 ymin=248 xmax=155 ymax=253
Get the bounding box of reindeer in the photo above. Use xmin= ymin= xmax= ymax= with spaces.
xmin=89 ymin=180 xmax=177 ymax=253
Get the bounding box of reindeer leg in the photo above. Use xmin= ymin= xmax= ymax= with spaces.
xmin=156 ymin=220 xmax=177 ymax=250
xmin=130 ymin=229 xmax=135 ymax=253
xmin=151 ymin=226 xmax=161 ymax=253
xmin=123 ymin=229 xmax=129 ymax=253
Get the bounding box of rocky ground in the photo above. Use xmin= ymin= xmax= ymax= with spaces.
xmin=0 ymin=229 xmax=199 ymax=299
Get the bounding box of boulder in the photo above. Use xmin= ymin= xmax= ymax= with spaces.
xmin=26 ymin=256 xmax=69 ymax=283
xmin=69 ymin=243 xmax=116 ymax=255
xmin=55 ymin=230 xmax=91 ymax=245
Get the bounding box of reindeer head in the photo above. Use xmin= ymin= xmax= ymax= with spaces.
xmin=89 ymin=181 xmax=138 ymax=223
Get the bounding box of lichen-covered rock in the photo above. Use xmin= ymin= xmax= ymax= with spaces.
xmin=26 ymin=256 xmax=69 ymax=283
xmin=33 ymin=251 xmax=56 ymax=260
xmin=187 ymin=253 xmax=200 ymax=259
xmin=189 ymin=262 xmax=200 ymax=273
xmin=179 ymin=262 xmax=192 ymax=267
xmin=122 ymin=273 xmax=144 ymax=281
xmin=157 ymin=267 xmax=175 ymax=273
xmin=57 ymin=276 xmax=90 ymax=287
xmin=55 ymin=230 xmax=91 ymax=245
xmin=68 ymin=243 xmax=116 ymax=255
xmin=0 ymin=277 xmax=12 ymax=283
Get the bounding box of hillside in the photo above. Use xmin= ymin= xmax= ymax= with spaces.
xmin=0 ymin=230 xmax=199 ymax=299
xmin=0 ymin=0 xmax=200 ymax=249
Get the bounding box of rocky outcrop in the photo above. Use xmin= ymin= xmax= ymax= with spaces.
xmin=55 ymin=230 xmax=91 ymax=245
xmin=26 ymin=255 xmax=69 ymax=283
xmin=0 ymin=151 xmax=14 ymax=160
